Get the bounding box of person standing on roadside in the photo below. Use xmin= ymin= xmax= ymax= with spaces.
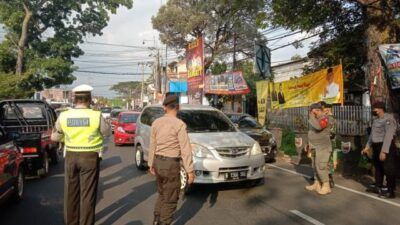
xmin=305 ymin=102 xmax=333 ymax=195
xmin=51 ymin=84 xmax=110 ymax=225
xmin=148 ymin=95 xmax=195 ymax=225
xmin=362 ymin=101 xmax=398 ymax=199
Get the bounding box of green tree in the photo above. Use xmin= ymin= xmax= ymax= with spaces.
xmin=210 ymin=61 xmax=227 ymax=75
xmin=110 ymin=81 xmax=142 ymax=99
xmin=0 ymin=0 xmax=133 ymax=97
xmin=152 ymin=0 xmax=267 ymax=70
xmin=263 ymin=0 xmax=400 ymax=108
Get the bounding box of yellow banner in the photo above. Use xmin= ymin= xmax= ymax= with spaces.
xmin=256 ymin=81 xmax=269 ymax=125
xmin=257 ymin=65 xmax=344 ymax=110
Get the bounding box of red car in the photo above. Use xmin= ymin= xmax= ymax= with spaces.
xmin=114 ymin=112 xmax=140 ymax=146
xmin=0 ymin=128 xmax=24 ymax=204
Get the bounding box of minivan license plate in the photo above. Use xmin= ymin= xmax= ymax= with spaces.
xmin=225 ymin=171 xmax=247 ymax=180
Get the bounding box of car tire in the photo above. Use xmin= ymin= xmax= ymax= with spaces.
xmin=250 ymin=178 xmax=265 ymax=187
xmin=12 ymin=169 xmax=24 ymax=203
xmin=38 ymin=151 xmax=49 ymax=178
xmin=180 ymin=167 xmax=193 ymax=195
xmin=135 ymin=145 xmax=146 ymax=171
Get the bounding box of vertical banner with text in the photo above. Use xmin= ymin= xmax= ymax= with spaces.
xmin=186 ymin=36 xmax=204 ymax=105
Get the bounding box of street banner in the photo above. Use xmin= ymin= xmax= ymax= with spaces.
xmin=177 ymin=59 xmax=188 ymax=80
xmin=256 ymin=65 xmax=343 ymax=110
xmin=169 ymin=81 xmax=188 ymax=93
xmin=379 ymin=44 xmax=400 ymax=89
xmin=254 ymin=42 xmax=271 ymax=79
xmin=256 ymin=81 xmax=269 ymax=125
xmin=186 ymin=36 xmax=204 ymax=105
xmin=204 ymin=71 xmax=250 ymax=95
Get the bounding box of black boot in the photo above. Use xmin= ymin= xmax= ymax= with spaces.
xmin=153 ymin=215 xmax=160 ymax=225
xmin=380 ymin=190 xmax=396 ymax=199
xmin=366 ymin=186 xmax=380 ymax=194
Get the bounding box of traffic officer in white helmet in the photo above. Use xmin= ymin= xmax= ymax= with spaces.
xmin=51 ymin=84 xmax=110 ymax=225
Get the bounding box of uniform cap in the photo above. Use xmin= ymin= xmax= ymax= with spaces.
xmin=72 ymin=84 xmax=93 ymax=93
xmin=372 ymin=101 xmax=386 ymax=110
xmin=310 ymin=102 xmax=322 ymax=110
xmin=163 ymin=94 xmax=179 ymax=106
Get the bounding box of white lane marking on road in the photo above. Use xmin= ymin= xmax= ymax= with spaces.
xmin=50 ymin=174 xmax=64 ymax=178
xmin=268 ymin=164 xmax=400 ymax=208
xmin=290 ymin=210 xmax=325 ymax=225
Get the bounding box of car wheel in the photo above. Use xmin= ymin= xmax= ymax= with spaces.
xmin=38 ymin=151 xmax=49 ymax=178
xmin=249 ymin=178 xmax=265 ymax=187
xmin=135 ymin=145 xmax=146 ymax=171
xmin=12 ymin=169 xmax=24 ymax=202
xmin=180 ymin=167 xmax=193 ymax=195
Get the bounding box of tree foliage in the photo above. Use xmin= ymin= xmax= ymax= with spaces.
xmin=0 ymin=0 xmax=133 ymax=97
xmin=152 ymin=0 xmax=267 ymax=70
xmin=110 ymin=81 xmax=142 ymax=98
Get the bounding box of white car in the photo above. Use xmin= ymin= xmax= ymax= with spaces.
xmin=134 ymin=104 xmax=265 ymax=192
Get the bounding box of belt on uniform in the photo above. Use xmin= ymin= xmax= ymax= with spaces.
xmin=155 ymin=155 xmax=180 ymax=162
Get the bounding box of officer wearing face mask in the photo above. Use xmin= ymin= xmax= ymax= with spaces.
xmin=362 ymin=101 xmax=398 ymax=199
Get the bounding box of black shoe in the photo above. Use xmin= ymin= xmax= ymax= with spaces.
xmin=153 ymin=215 xmax=160 ymax=225
xmin=366 ymin=186 xmax=380 ymax=194
xmin=379 ymin=192 xmax=396 ymax=199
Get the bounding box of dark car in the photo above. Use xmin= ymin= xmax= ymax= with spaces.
xmin=110 ymin=109 xmax=123 ymax=133
xmin=0 ymin=127 xmax=24 ymax=203
xmin=0 ymin=100 xmax=59 ymax=177
xmin=226 ymin=113 xmax=277 ymax=162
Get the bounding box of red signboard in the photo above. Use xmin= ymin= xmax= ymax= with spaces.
xmin=186 ymin=36 xmax=204 ymax=105
xmin=205 ymin=71 xmax=250 ymax=95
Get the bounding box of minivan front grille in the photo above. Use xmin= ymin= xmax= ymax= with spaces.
xmin=215 ymin=147 xmax=249 ymax=158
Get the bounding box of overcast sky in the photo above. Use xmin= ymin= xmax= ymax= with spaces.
xmin=1 ymin=1 xmax=317 ymax=98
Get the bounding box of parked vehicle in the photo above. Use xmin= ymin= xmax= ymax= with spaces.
xmin=0 ymin=100 xmax=59 ymax=177
xmin=226 ymin=113 xmax=277 ymax=162
xmin=100 ymin=107 xmax=112 ymax=119
xmin=0 ymin=128 xmax=24 ymax=203
xmin=135 ymin=105 xmax=265 ymax=191
xmin=110 ymin=109 xmax=123 ymax=133
xmin=114 ymin=111 xmax=139 ymax=146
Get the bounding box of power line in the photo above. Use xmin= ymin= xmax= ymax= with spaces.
xmin=75 ymin=70 xmax=152 ymax=76
xmin=83 ymin=41 xmax=151 ymax=50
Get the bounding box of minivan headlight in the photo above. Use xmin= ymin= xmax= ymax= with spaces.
xmin=192 ymin=144 xmax=214 ymax=159
xmin=250 ymin=142 xmax=262 ymax=155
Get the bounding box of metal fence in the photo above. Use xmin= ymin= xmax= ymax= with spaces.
xmin=266 ymin=105 xmax=371 ymax=136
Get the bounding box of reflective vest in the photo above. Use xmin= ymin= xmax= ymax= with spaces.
xmin=59 ymin=108 xmax=103 ymax=152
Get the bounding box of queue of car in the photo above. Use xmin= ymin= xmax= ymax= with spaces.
xmin=0 ymin=100 xmax=277 ymax=204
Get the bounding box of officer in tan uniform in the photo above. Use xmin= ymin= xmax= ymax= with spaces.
xmin=148 ymin=94 xmax=195 ymax=225
xmin=51 ymin=84 xmax=110 ymax=225
xmin=362 ymin=101 xmax=398 ymax=199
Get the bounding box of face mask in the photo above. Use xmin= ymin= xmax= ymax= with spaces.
xmin=372 ymin=111 xmax=378 ymax=116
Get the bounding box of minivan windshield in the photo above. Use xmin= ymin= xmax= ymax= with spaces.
xmin=178 ymin=110 xmax=236 ymax=133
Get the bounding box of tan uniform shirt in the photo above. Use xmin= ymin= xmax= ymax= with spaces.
xmin=148 ymin=115 xmax=194 ymax=173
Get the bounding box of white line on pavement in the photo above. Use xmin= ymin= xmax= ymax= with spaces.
xmin=290 ymin=210 xmax=325 ymax=225
xmin=268 ymin=164 xmax=400 ymax=208
xmin=50 ymin=174 xmax=64 ymax=178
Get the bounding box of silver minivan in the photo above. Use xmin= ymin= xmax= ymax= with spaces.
xmin=134 ymin=104 xmax=265 ymax=189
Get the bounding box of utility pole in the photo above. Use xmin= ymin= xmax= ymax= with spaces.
xmin=140 ymin=63 xmax=145 ymax=107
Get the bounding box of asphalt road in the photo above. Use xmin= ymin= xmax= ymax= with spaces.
xmin=1 ymin=142 xmax=400 ymax=225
